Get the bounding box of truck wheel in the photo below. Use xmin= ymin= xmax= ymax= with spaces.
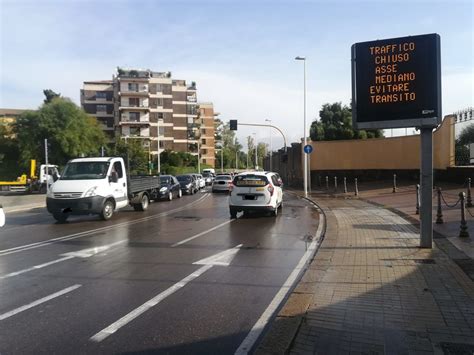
xmin=168 ymin=191 xmax=173 ymax=201
xmin=101 ymin=200 xmax=115 ymax=220
xmin=134 ymin=194 xmax=149 ymax=211
xmin=53 ymin=212 xmax=69 ymax=223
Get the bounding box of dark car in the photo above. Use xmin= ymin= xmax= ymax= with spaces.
xmin=158 ymin=175 xmax=182 ymax=201
xmin=176 ymin=174 xmax=198 ymax=195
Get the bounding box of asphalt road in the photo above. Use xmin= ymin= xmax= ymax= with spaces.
xmin=0 ymin=188 xmax=319 ymax=354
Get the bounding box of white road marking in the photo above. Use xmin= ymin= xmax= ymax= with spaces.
xmin=60 ymin=240 xmax=126 ymax=258
xmin=171 ymin=219 xmax=236 ymax=247
xmin=193 ymin=244 xmax=242 ymax=266
xmin=234 ymin=197 xmax=325 ymax=355
xmin=0 ymin=284 xmax=82 ymax=321
xmin=1 ymin=240 xmax=126 ymax=280
xmin=0 ymin=193 xmax=209 ymax=257
xmin=90 ymin=264 xmax=213 ymax=342
xmin=0 ymin=256 xmax=75 ymax=280
xmin=90 ymin=244 xmax=242 ymax=342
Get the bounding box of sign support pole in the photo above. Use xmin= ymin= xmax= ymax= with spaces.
xmin=420 ymin=126 xmax=434 ymax=248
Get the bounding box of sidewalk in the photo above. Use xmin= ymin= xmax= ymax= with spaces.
xmin=257 ymin=193 xmax=474 ymax=354
xmin=0 ymin=193 xmax=46 ymax=213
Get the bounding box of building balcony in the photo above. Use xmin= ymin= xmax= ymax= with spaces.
xmin=119 ymin=104 xmax=150 ymax=111
xmin=119 ymin=90 xmax=149 ymax=96
xmin=119 ymin=120 xmax=150 ymax=125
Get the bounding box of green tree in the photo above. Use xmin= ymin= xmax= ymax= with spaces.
xmin=43 ymin=89 xmax=61 ymax=104
xmin=457 ymin=123 xmax=474 ymax=146
xmin=0 ymin=125 xmax=21 ymax=179
xmin=14 ymin=96 xmax=106 ymax=167
xmin=257 ymin=142 xmax=267 ymax=169
xmin=310 ymin=102 xmax=383 ymax=141
xmin=112 ymin=138 xmax=148 ymax=175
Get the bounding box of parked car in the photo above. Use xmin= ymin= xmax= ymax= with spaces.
xmin=159 ymin=175 xmax=182 ymax=201
xmin=212 ymin=175 xmax=233 ymax=193
xmin=229 ymin=172 xmax=283 ymax=218
xmin=196 ymin=174 xmax=206 ymax=189
xmin=202 ymin=172 xmax=214 ymax=186
xmin=176 ymin=174 xmax=198 ymax=195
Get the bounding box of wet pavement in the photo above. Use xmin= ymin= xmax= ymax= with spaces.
xmin=0 ymin=188 xmax=319 ymax=354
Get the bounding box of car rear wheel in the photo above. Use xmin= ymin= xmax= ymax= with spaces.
xmin=272 ymin=207 xmax=278 ymax=217
xmin=133 ymin=194 xmax=149 ymax=212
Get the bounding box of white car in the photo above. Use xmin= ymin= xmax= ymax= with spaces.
xmin=229 ymin=172 xmax=283 ymax=218
xmin=212 ymin=175 xmax=232 ymax=193
xmin=196 ymin=174 xmax=206 ymax=189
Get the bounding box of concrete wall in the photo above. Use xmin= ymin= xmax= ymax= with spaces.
xmin=308 ymin=116 xmax=455 ymax=171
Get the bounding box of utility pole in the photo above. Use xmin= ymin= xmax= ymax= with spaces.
xmin=253 ymin=133 xmax=257 ymax=170
xmin=44 ymin=138 xmax=49 ymax=193
xmin=265 ymin=119 xmax=272 ymax=171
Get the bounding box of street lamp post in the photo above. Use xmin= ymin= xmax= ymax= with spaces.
xmin=157 ymin=119 xmax=161 ymax=174
xmin=265 ymin=118 xmax=272 ymax=171
xmin=295 ymin=56 xmax=308 ymax=197
xmin=253 ymin=132 xmax=257 ymax=170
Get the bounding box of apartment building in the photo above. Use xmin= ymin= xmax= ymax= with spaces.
xmin=198 ymin=103 xmax=216 ymax=167
xmin=81 ymin=68 xmax=215 ymax=167
xmin=80 ymin=81 xmax=115 ymax=139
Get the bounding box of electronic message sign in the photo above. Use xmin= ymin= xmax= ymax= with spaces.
xmin=351 ymin=34 xmax=441 ymax=129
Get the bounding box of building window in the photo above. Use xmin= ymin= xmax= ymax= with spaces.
xmin=158 ymin=112 xmax=164 ymax=119
xmin=129 ymin=127 xmax=140 ymax=136
xmin=157 ymin=98 xmax=163 ymax=106
xmin=202 ymin=138 xmax=206 ymax=145
xmin=129 ymin=112 xmax=140 ymax=122
xmin=129 ymin=98 xmax=139 ymax=107
xmin=96 ymin=92 xmax=107 ymax=100
xmin=202 ymin=128 xmax=206 ymax=134
xmin=159 ymin=126 xmax=165 ymax=135
xmin=107 ymin=118 xmax=114 ymax=127
xmin=97 ymin=105 xmax=107 ymax=113
xmin=159 ymin=141 xmax=164 ymax=148
xmin=128 ymin=83 xmax=138 ymax=92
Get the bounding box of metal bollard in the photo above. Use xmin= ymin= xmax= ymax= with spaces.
xmin=354 ymin=178 xmax=359 ymax=196
xmin=344 ymin=177 xmax=347 ymax=193
xmin=467 ymin=178 xmax=472 ymax=207
xmin=393 ymin=173 xmax=397 ymax=193
xmin=334 ymin=176 xmax=338 ymax=193
xmin=326 ymin=176 xmax=329 ymax=190
xmin=459 ymin=192 xmax=469 ymax=238
xmin=436 ymin=187 xmax=444 ymax=224
xmin=416 ymin=184 xmax=420 ymax=215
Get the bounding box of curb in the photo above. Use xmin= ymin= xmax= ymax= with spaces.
xmin=254 ymin=191 xmax=327 ymax=355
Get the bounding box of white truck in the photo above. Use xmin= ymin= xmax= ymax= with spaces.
xmin=46 ymin=157 xmax=161 ymax=222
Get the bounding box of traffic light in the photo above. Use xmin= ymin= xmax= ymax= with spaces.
xmin=229 ymin=119 xmax=238 ymax=130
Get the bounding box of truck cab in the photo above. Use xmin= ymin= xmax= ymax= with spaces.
xmin=47 ymin=157 xmax=129 ymax=222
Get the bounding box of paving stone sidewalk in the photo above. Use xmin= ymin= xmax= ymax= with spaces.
xmin=258 ymin=197 xmax=474 ymax=354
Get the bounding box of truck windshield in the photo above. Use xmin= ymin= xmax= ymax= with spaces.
xmin=61 ymin=162 xmax=110 ymax=180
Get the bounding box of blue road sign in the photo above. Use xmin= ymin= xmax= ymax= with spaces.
xmin=304 ymin=144 xmax=313 ymax=154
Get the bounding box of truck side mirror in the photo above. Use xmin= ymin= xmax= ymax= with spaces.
xmin=109 ymin=172 xmax=118 ymax=183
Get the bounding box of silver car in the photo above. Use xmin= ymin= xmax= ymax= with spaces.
xmin=212 ymin=175 xmax=232 ymax=193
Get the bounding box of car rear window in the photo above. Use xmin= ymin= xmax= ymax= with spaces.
xmin=215 ymin=175 xmax=231 ymax=181
xmin=233 ymin=175 xmax=268 ymax=187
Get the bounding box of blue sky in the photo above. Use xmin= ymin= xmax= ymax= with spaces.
xmin=1 ymin=0 xmax=473 ymax=148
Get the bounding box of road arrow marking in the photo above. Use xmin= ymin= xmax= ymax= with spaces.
xmin=60 ymin=240 xmax=126 ymax=258
xmin=90 ymin=244 xmax=242 ymax=343
xmin=193 ymin=244 xmax=242 ymax=266
xmin=0 ymin=240 xmax=126 ymax=280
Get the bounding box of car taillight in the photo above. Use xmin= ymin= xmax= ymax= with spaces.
xmin=267 ymin=184 xmax=274 ymax=196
